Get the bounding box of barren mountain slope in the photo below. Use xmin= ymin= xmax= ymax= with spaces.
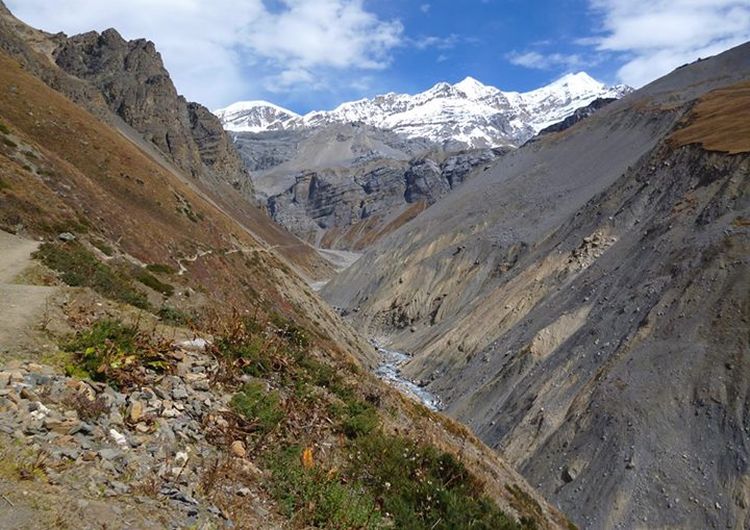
xmin=323 ymin=43 xmax=750 ymax=529
xmin=0 ymin=3 xmax=333 ymax=282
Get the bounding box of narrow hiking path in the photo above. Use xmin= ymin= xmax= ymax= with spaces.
xmin=0 ymin=230 xmax=58 ymax=356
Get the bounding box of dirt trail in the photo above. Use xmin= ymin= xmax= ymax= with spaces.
xmin=0 ymin=230 xmax=57 ymax=356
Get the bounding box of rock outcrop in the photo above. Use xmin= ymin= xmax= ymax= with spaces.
xmin=52 ymin=28 xmax=253 ymax=200
xmin=535 ymin=97 xmax=617 ymax=137
xmin=233 ymin=121 xmax=507 ymax=249
xmin=266 ymin=148 xmax=504 ymax=249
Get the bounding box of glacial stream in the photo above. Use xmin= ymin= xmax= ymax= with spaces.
xmin=371 ymin=340 xmax=444 ymax=411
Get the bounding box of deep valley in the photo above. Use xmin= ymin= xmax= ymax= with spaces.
xmin=0 ymin=2 xmax=748 ymax=529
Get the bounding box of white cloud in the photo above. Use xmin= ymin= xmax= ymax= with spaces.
xmin=5 ymin=0 xmax=403 ymax=108
xmin=412 ymin=34 xmax=461 ymax=50
xmin=587 ymin=0 xmax=750 ymax=86
xmin=420 ymin=4 xmax=431 ymax=13
xmin=506 ymin=50 xmax=587 ymax=70
xmin=245 ymin=0 xmax=402 ymax=71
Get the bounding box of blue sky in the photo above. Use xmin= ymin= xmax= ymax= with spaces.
xmin=373 ymin=1 xmax=604 ymax=94
xmin=8 ymin=0 xmax=750 ymax=113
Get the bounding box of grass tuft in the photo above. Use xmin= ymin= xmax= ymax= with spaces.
xmin=91 ymin=239 xmax=114 ymax=256
xmin=265 ymin=445 xmax=382 ymax=529
xmin=231 ymin=381 xmax=284 ymax=435
xmin=157 ymin=306 xmax=191 ymax=326
xmin=145 ymin=263 xmax=177 ymax=275
xmin=348 ymin=433 xmax=533 ymax=530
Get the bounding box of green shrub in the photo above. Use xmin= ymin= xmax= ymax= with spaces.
xmin=215 ymin=316 xmax=309 ymax=380
xmin=299 ymin=356 xmax=354 ymax=401
xmin=349 ymin=433 xmax=531 ymax=530
xmin=0 ymin=121 xmax=9 ymax=134
xmin=34 ymin=242 xmax=149 ymax=309
xmin=146 ymin=263 xmax=177 ymax=275
xmin=157 ymin=306 xmax=191 ymax=326
xmin=135 ymin=270 xmax=174 ymax=297
xmin=340 ymin=400 xmax=379 ymax=439
xmin=270 ymin=312 xmax=310 ymax=349
xmin=2 ymin=137 xmax=17 ymax=148
xmin=262 ymin=428 xmax=527 ymax=530
xmin=63 ymin=319 xmax=171 ymax=385
xmin=217 ymin=331 xmax=272 ymax=376
xmin=231 ymin=381 xmax=284 ymax=435
xmin=51 ymin=218 xmax=90 ymax=235
xmin=0 ymin=178 xmax=9 ymax=191
xmin=91 ymin=239 xmax=114 ymax=256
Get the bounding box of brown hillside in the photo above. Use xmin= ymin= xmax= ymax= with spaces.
xmin=0 ymin=49 xmax=363 ymax=361
xmin=669 ymin=80 xmax=750 ymax=154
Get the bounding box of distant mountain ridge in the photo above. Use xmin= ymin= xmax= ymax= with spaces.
xmin=216 ymin=73 xmax=631 ymax=148
xmin=214 ymin=100 xmax=301 ymax=133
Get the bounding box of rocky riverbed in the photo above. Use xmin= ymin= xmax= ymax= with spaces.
xmin=371 ymin=341 xmax=443 ymax=411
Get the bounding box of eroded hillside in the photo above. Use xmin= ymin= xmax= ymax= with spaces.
xmin=323 ymin=43 xmax=750 ymax=529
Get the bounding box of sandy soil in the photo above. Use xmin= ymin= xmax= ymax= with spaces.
xmin=0 ymin=231 xmax=57 ymax=357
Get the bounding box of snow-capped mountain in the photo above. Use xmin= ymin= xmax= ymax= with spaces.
xmin=213 ymin=100 xmax=300 ymax=133
xmin=215 ymin=73 xmax=631 ymax=148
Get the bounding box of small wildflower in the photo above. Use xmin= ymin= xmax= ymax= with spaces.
xmin=301 ymin=447 xmax=314 ymax=470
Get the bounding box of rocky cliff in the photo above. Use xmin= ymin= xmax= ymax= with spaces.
xmin=266 ymin=147 xmax=505 ymax=250
xmin=52 ymin=28 xmax=253 ymax=201
xmin=323 ymin=43 xmax=750 ymax=529
xmin=234 ymin=122 xmax=506 ymax=249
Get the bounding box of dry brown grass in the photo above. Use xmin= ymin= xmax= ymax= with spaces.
xmin=669 ymin=81 xmax=750 ymax=154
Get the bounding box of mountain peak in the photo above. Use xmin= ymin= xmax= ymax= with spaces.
xmin=454 ymin=76 xmax=495 ymax=99
xmin=547 ymin=71 xmax=604 ymax=91
xmin=213 ymin=100 xmax=300 ymax=133
xmin=216 ymin=100 xmax=299 ymax=117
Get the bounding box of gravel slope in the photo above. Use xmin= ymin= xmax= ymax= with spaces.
xmin=322 ymin=43 xmax=750 ymax=529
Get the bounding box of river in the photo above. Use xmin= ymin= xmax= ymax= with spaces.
xmin=371 ymin=340 xmax=444 ymax=411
